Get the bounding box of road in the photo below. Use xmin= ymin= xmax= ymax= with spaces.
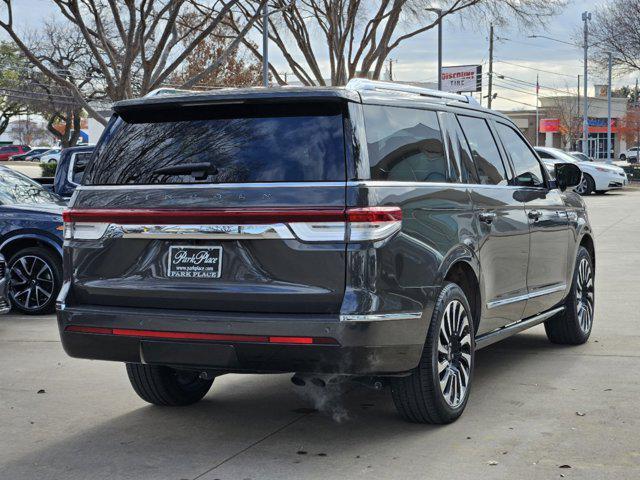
xmin=1 ymin=189 xmax=640 ymax=479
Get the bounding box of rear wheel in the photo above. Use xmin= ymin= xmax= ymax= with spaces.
xmin=544 ymin=246 xmax=594 ymax=345
xmin=574 ymin=173 xmax=595 ymax=195
xmin=620 ymin=154 xmax=626 ymax=161
xmin=391 ymin=283 xmax=474 ymax=424
xmin=126 ymin=364 xmax=214 ymax=406
xmin=8 ymin=246 xmax=61 ymax=314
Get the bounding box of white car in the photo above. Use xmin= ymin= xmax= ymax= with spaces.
xmin=39 ymin=148 xmax=62 ymax=164
xmin=620 ymin=147 xmax=639 ymax=163
xmin=535 ymin=147 xmax=628 ymax=195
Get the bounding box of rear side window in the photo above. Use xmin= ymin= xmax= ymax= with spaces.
xmin=440 ymin=112 xmax=479 ymax=184
xmin=84 ymin=103 xmax=346 ymax=185
xmin=364 ymin=105 xmax=447 ymax=182
xmin=457 ymin=116 xmax=508 ymax=185
xmin=495 ymin=123 xmax=545 ymax=188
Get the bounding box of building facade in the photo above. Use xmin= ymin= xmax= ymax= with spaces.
xmin=502 ymin=86 xmax=630 ymax=159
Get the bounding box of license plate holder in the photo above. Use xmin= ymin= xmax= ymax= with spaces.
xmin=167 ymin=245 xmax=222 ymax=279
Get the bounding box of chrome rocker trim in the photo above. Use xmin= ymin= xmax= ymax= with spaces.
xmin=475 ymin=306 xmax=565 ymax=349
xmin=339 ymin=312 xmax=423 ymax=322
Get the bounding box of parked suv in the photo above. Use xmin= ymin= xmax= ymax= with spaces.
xmin=58 ymin=80 xmax=594 ymax=424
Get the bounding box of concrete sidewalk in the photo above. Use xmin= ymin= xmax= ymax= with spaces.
xmin=1 ymin=189 xmax=639 ymax=479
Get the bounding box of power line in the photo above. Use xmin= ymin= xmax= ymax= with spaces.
xmin=494 ymin=59 xmax=579 ymax=78
xmin=497 ymin=96 xmax=539 ymax=108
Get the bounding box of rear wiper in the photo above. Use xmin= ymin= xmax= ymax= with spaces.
xmin=153 ymin=162 xmax=217 ymax=180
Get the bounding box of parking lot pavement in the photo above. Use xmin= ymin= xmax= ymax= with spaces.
xmin=3 ymin=161 xmax=43 ymax=178
xmin=2 ymin=189 xmax=640 ymax=480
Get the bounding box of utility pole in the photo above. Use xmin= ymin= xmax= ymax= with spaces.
xmin=635 ymin=78 xmax=640 ymax=162
xmin=437 ymin=9 xmax=443 ymax=90
xmin=262 ymin=2 xmax=269 ymax=87
xmin=577 ymin=75 xmax=581 ymax=150
xmin=582 ymin=11 xmax=591 ymax=156
xmin=536 ymin=74 xmax=540 ymax=147
xmin=607 ymin=52 xmax=612 ymax=164
xmin=488 ymin=24 xmax=494 ymax=109
xmin=387 ymin=59 xmax=396 ymax=81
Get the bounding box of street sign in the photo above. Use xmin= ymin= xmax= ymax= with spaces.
xmin=440 ymin=65 xmax=482 ymax=93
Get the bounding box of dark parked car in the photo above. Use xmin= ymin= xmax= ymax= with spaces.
xmin=0 ymin=166 xmax=65 ymax=314
xmin=0 ymin=145 xmax=30 ymax=161
xmin=58 ymin=80 xmax=594 ymax=424
xmin=54 ymin=146 xmax=95 ymax=198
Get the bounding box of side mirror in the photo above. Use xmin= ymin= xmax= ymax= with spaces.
xmin=554 ymin=163 xmax=582 ymax=191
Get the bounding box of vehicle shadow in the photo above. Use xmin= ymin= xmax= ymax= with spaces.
xmin=2 ymin=329 xmax=579 ymax=479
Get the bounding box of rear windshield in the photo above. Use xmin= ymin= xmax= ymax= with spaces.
xmin=83 ymin=103 xmax=346 ymax=185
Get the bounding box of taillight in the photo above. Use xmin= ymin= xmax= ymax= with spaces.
xmin=63 ymin=207 xmax=402 ymax=242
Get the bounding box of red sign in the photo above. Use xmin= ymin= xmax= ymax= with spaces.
xmin=539 ymin=118 xmax=560 ymax=133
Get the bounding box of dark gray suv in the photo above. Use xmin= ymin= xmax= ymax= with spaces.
xmin=57 ymin=80 xmax=594 ymax=424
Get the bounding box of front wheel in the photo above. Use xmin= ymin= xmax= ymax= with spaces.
xmin=391 ymin=283 xmax=475 ymax=424
xmin=544 ymin=246 xmax=594 ymax=345
xmin=126 ymin=364 xmax=214 ymax=406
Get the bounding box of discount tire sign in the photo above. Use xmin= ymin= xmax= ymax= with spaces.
xmin=440 ymin=65 xmax=482 ymax=93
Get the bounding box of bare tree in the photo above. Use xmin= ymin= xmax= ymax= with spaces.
xmin=0 ymin=41 xmax=29 ymax=135
xmin=229 ymin=0 xmax=567 ymax=86
xmin=0 ymin=0 xmax=267 ymax=124
xmin=168 ymin=11 xmax=262 ymax=89
xmin=589 ymin=0 xmax=640 ymax=76
xmin=18 ymin=23 xmax=104 ymax=147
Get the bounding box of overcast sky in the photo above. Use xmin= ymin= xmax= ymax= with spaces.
xmin=6 ymin=0 xmax=633 ymax=111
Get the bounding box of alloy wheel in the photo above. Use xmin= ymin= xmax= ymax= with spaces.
xmin=9 ymin=255 xmax=55 ymax=311
xmin=575 ymin=258 xmax=594 ymax=334
xmin=437 ymin=300 xmax=472 ymax=408
xmin=575 ymin=177 xmax=588 ymax=195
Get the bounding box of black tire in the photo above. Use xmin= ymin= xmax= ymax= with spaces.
xmin=575 ymin=173 xmax=595 ymax=196
xmin=595 ymin=190 xmax=607 ymax=195
xmin=620 ymin=154 xmax=626 ymax=161
xmin=391 ymin=282 xmax=475 ymax=424
xmin=544 ymin=246 xmax=594 ymax=345
xmin=126 ymin=363 xmax=214 ymax=406
xmin=8 ymin=246 xmax=62 ymax=314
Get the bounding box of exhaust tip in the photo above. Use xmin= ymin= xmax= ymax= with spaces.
xmin=291 ymin=375 xmax=306 ymax=387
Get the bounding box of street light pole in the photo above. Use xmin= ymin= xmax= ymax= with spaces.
xmin=607 ymin=52 xmax=612 ymax=164
xmin=437 ymin=9 xmax=443 ymax=90
xmin=582 ymin=11 xmax=591 ymax=156
xmin=262 ymin=2 xmax=269 ymax=87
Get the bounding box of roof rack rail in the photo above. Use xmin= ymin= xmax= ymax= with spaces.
xmin=346 ymin=78 xmax=475 ymax=104
xmin=144 ymin=88 xmax=200 ymax=98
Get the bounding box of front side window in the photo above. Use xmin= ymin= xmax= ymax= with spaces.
xmin=495 ymin=123 xmax=545 ymax=188
xmin=364 ymin=105 xmax=448 ymax=182
xmin=457 ymin=115 xmax=508 ymax=185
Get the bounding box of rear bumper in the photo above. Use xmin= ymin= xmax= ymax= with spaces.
xmin=56 ymin=305 xmax=428 ymax=375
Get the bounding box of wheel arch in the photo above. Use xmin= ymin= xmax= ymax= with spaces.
xmin=439 ymin=248 xmax=481 ymax=334
xmin=579 ymin=233 xmax=595 ymax=272
xmin=0 ymin=233 xmax=63 ymax=261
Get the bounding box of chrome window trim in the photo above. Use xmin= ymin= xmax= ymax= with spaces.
xmin=486 ymin=283 xmax=567 ymax=310
xmin=75 ymin=180 xmax=553 ymax=191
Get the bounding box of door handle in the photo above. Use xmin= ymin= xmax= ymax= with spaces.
xmin=478 ymin=212 xmax=496 ymax=224
xmin=528 ymin=210 xmax=543 ymax=221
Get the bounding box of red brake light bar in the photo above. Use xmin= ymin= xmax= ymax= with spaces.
xmin=65 ymin=325 xmax=338 ymax=345
xmin=62 ymin=207 xmax=402 ymax=225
